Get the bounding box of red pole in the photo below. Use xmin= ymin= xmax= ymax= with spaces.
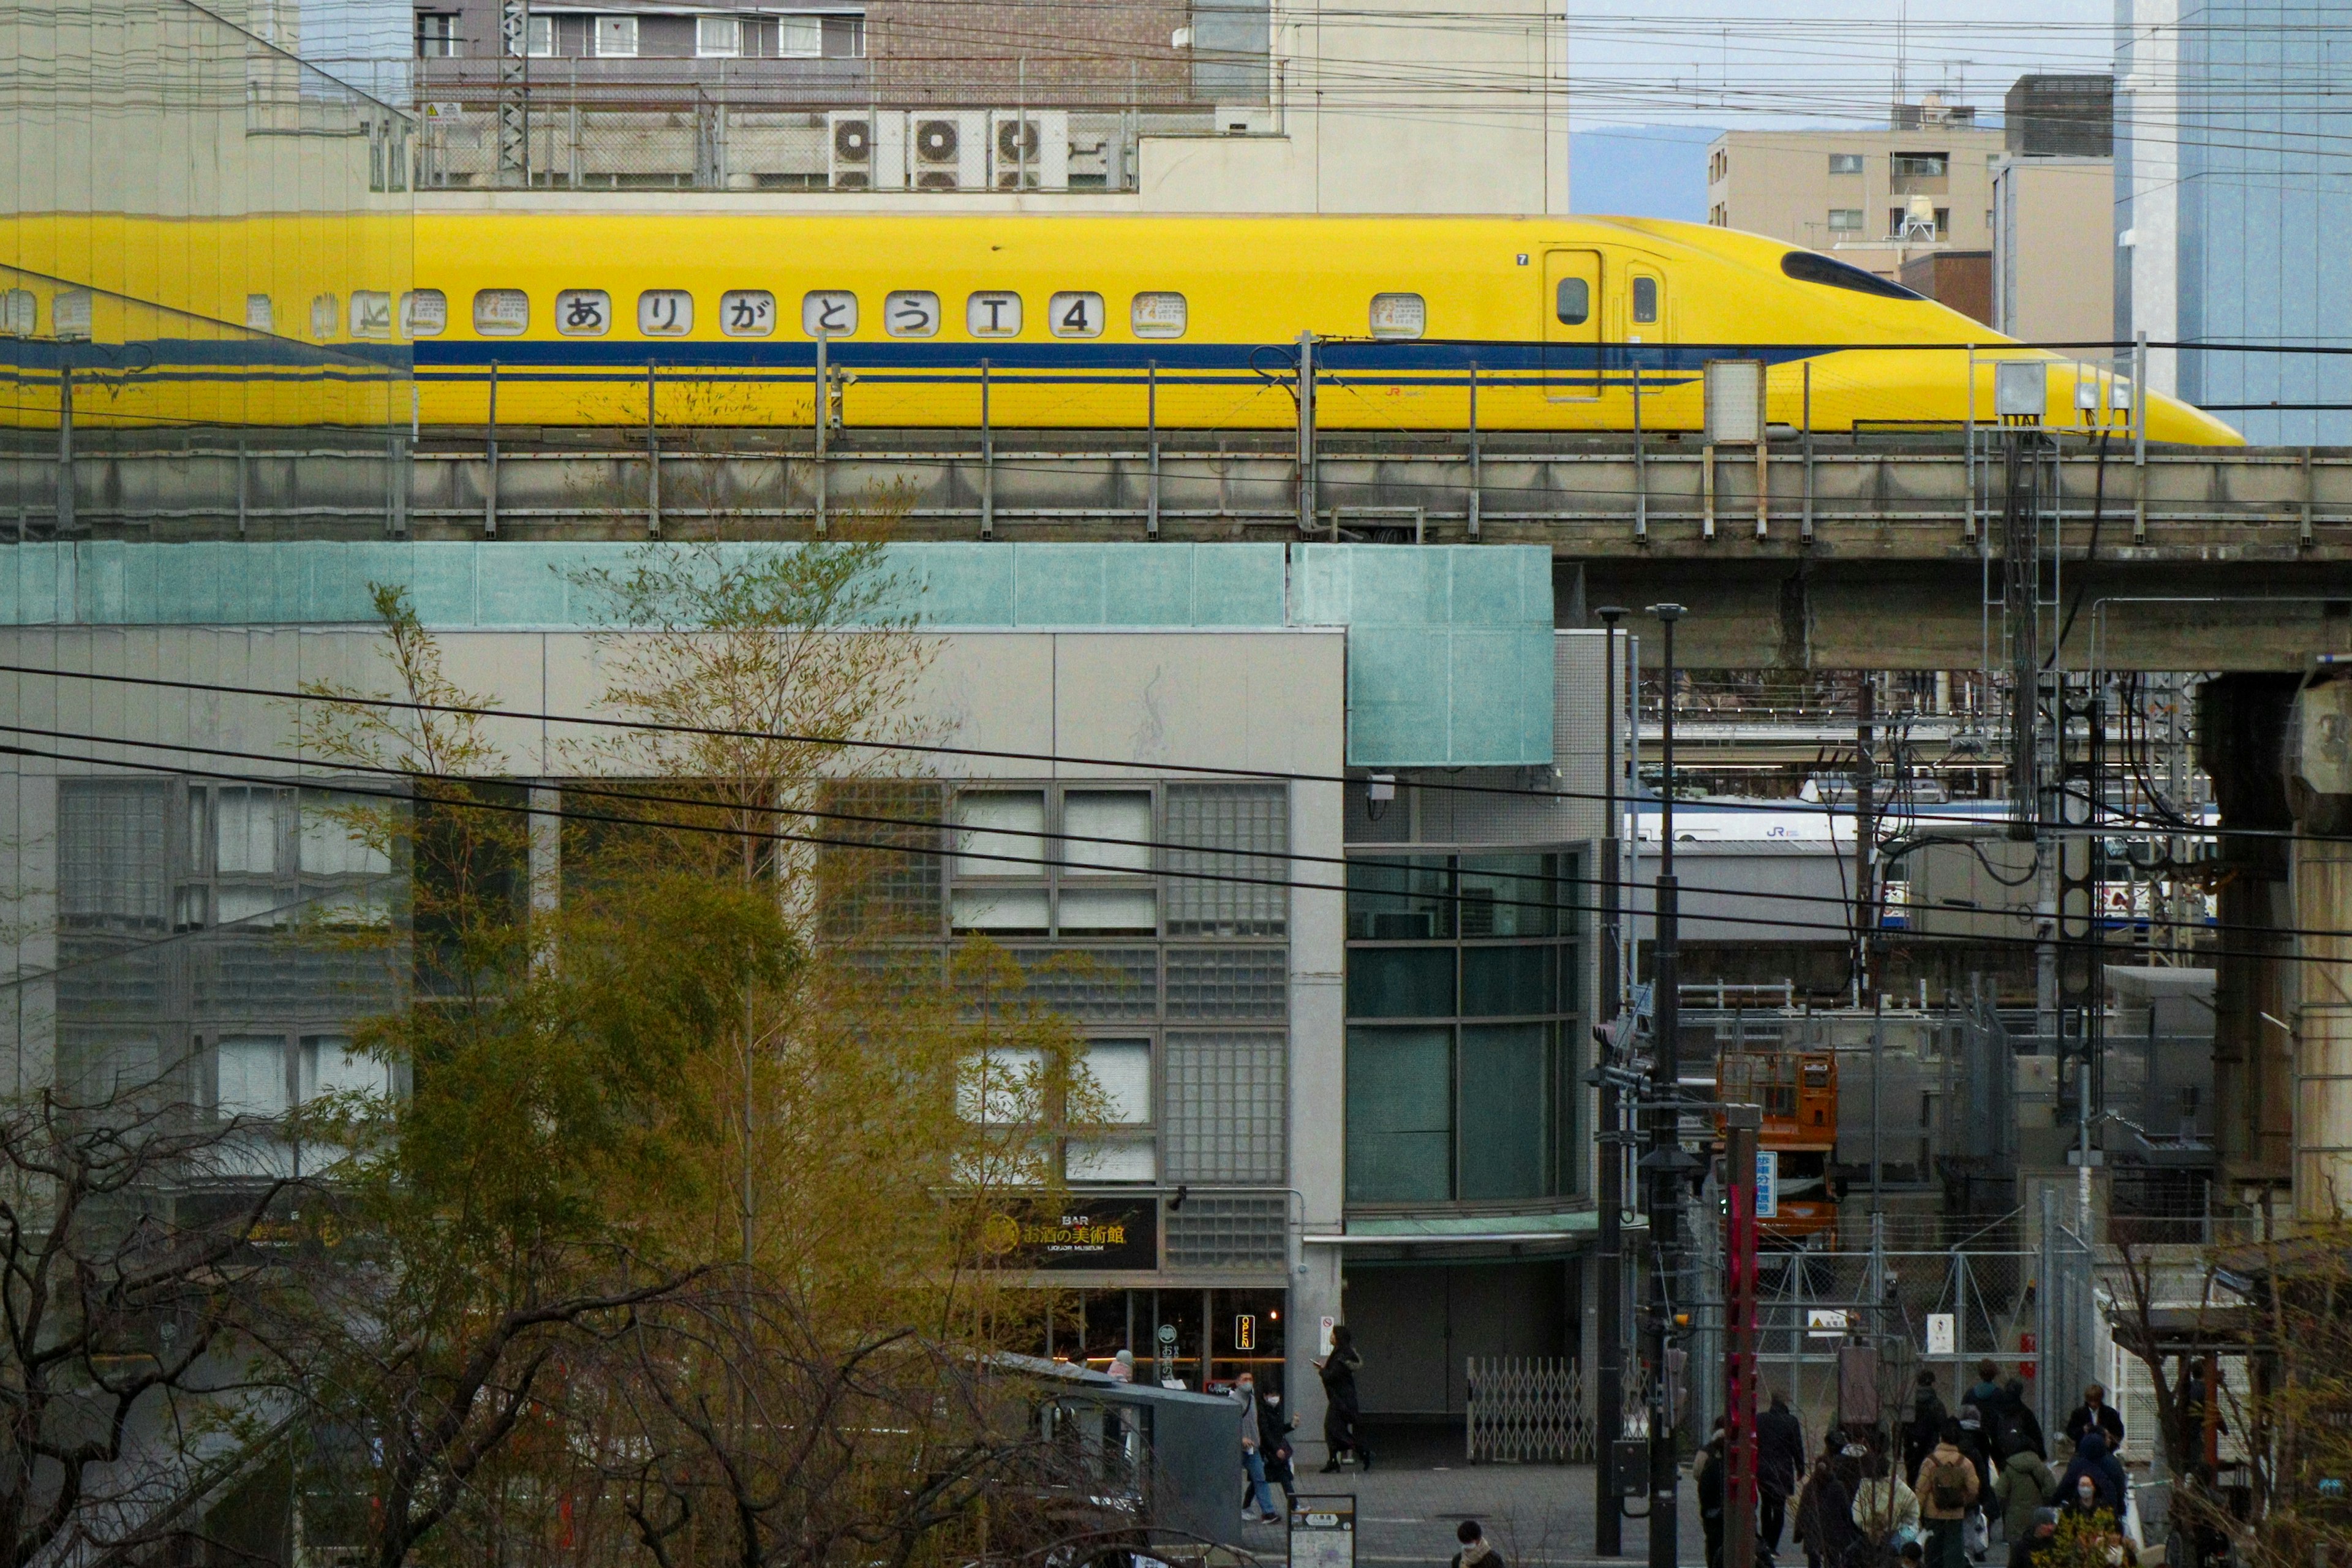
xmin=1725 ymin=1106 xmax=1762 ymax=1568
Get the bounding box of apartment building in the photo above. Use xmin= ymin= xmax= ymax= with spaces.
xmin=1991 ymin=75 xmax=2114 ymax=347
xmin=1703 ymin=100 xmax=2005 ymax=285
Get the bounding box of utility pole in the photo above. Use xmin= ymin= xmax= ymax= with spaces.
xmin=1642 ymin=602 xmax=1691 ymax=1568
xmin=498 ymin=0 xmax=531 ymax=187
xmin=1595 ymin=606 xmax=1630 ymax=1558
xmin=1724 ymin=1104 xmax=1762 ymax=1568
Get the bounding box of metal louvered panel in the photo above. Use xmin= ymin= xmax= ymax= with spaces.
xmin=1164 ymin=1193 xmax=1288 ymax=1270
xmin=1164 ymin=1030 xmax=1286 ymax=1182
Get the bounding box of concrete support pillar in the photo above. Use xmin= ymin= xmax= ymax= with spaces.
xmin=2285 ymin=674 xmax=2352 ymax=1219
xmin=2196 ymin=674 xmax=2297 ymax=1196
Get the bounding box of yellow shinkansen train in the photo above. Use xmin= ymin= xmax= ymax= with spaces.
xmin=401 ymin=214 xmax=2240 ymax=442
xmin=2 ymin=213 xmax=2243 ymax=442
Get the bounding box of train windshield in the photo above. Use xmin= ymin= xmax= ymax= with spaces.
xmin=1779 ymin=250 xmax=1924 ymax=301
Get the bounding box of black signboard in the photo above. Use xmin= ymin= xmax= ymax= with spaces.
xmin=981 ymin=1196 xmax=1160 ymax=1271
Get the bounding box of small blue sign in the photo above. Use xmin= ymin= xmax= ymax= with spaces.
xmin=1756 ymin=1150 xmax=1779 ymax=1218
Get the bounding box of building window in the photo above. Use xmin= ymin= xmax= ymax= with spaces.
xmin=1890 ymin=152 xmax=1949 ymax=178
xmin=593 ymin=15 xmax=638 ymax=56
xmin=415 ymin=12 xmax=460 ymax=56
xmin=1828 ymin=208 xmax=1864 ymax=233
xmin=779 ymin=15 xmax=823 ymax=56
xmin=524 ymin=15 xmax=553 ymax=55
xmin=696 ymin=15 xmax=740 ymax=55
xmin=1828 ymin=152 xmax=1863 ymax=175
xmin=1343 ymin=853 xmax=1580 ymax=1205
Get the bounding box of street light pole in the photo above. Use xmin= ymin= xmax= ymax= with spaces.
xmin=1643 ymin=602 xmax=1687 ymax=1568
xmin=1595 ymin=606 xmax=1629 ymax=1557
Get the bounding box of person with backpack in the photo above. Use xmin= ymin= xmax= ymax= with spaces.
xmin=1916 ymin=1418 xmax=1983 ymax=1568
xmin=1994 ymin=1377 xmax=2047 ymax=1463
xmin=1904 ymin=1370 xmax=1949 ymax=1482
xmin=1992 ymin=1446 xmax=2057 ymax=1545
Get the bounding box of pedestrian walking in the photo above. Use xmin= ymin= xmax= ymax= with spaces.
xmin=1904 ymin=1370 xmax=1948 ymax=1482
xmin=1852 ymin=1447 xmax=1920 ymax=1556
xmin=2056 ymin=1430 xmax=2124 ymax=1518
xmin=1991 ymin=1448 xmax=2056 ymax=1545
xmin=1261 ymin=1389 xmax=1298 ymax=1514
xmin=1316 ymin=1325 xmax=1373 ymax=1472
xmin=1234 ymin=1372 xmax=1278 ymax=1522
xmin=1697 ymin=1419 xmax=1729 ymax=1568
xmin=1955 ymin=1406 xmax=1996 ymax=1558
xmin=2062 ymin=1385 xmax=2125 ymax=1454
xmin=2005 ymin=1509 xmax=2059 ymax=1568
xmin=1758 ymin=1389 xmax=1809 ymax=1564
xmin=1993 ymin=1377 xmax=2046 ymax=1463
xmin=1106 ymin=1348 xmax=1134 ymax=1383
xmin=1915 ymin=1419 xmax=1983 ymax=1568
xmin=1452 ymin=1520 xmax=1506 ymax=1568
xmin=1794 ymin=1436 xmax=1866 ymax=1568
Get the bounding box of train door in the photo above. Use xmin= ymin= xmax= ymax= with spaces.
xmin=1542 ymin=249 xmax=1602 ymax=401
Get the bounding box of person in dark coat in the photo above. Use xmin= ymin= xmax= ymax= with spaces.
xmin=1758 ymin=1389 xmax=1809 ymax=1564
xmin=2057 ymin=1430 xmax=2126 ymax=1517
xmin=1697 ymin=1420 xmax=1729 ymax=1568
xmin=1956 ymin=1405 xmax=1998 ymax=1521
xmin=1316 ymin=1324 xmax=1373 ymax=1472
xmin=1904 ymin=1368 xmax=1949 ymax=1482
xmin=2005 ymin=1508 xmax=2059 ymax=1568
xmin=2063 ymin=1385 xmax=2125 ymax=1453
xmin=1995 ymin=1377 xmax=2047 ymax=1462
xmin=1261 ymin=1392 xmax=1298 ymax=1513
xmin=1452 ymin=1520 xmax=1506 ymax=1568
xmin=1794 ymin=1436 xmax=1865 ymax=1568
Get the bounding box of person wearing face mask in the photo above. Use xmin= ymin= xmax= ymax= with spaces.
xmin=1234 ymin=1373 xmax=1278 ymax=1523
xmin=1452 ymin=1520 xmax=1506 ymax=1568
xmin=2057 ymin=1430 xmax=2125 ymax=1518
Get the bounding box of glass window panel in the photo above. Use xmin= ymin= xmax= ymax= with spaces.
xmin=217 ymin=886 xmax=286 ymax=927
xmin=1458 ymin=853 xmax=1560 ymax=937
xmin=1346 ymin=856 xmax=1454 ymax=940
xmin=1346 ymin=946 xmax=1455 ymax=1019
xmin=217 ymin=788 xmax=283 ymax=873
xmin=1062 ymin=790 xmax=1152 ymax=875
xmin=217 ymin=1035 xmax=288 ymax=1118
xmin=1058 ymin=887 xmax=1156 ymax=933
xmin=1067 ymin=1138 xmax=1156 ymax=1183
xmin=1461 ymin=944 xmax=1559 ymax=1017
xmin=1632 ymin=276 xmax=1660 ymax=324
xmin=958 ymin=1045 xmax=1043 ymax=1123
xmin=1458 ymin=1023 xmax=1550 ymax=1200
xmin=954 ymin=790 xmax=1046 ymax=876
xmin=1082 ymin=1039 xmax=1153 ymax=1123
xmin=301 ymin=1036 xmax=388 ymax=1101
xmin=1346 ymin=1027 xmax=1452 ymax=1202
xmin=951 ymin=887 xmax=1049 ymax=933
xmin=300 ymin=799 xmax=389 ymax=875
xmin=1556 ymin=277 xmax=1589 ymax=325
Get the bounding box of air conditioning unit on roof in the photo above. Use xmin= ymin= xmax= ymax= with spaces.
xmin=909 ymin=110 xmax=987 ymax=190
xmin=826 ymin=110 xmax=907 ymax=190
xmin=989 ymin=108 xmax=1069 ymax=190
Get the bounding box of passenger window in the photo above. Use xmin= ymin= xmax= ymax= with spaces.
xmin=309 ymin=294 xmax=341 ymax=341
xmin=1370 ymin=292 xmax=1425 ymax=339
xmin=1556 ymin=278 xmax=1589 ymax=326
xmin=720 ymin=289 xmax=775 ymax=337
xmin=245 ymin=294 xmax=275 ymax=333
xmin=802 ymin=290 xmax=856 ymax=336
xmin=638 ymin=289 xmax=693 ymax=336
xmin=473 ymin=288 xmax=528 ymax=336
xmin=1632 ymin=276 xmax=1659 ymax=324
xmin=556 ymin=288 xmax=612 ymax=336
xmin=1131 ymin=291 xmax=1186 ymax=338
xmin=401 ymin=289 xmax=445 ymax=337
xmin=967 ymin=292 xmax=1022 ymax=337
xmin=886 ymin=290 xmax=940 ymax=337
xmin=348 ymin=291 xmax=393 ymax=340
xmin=1050 ymin=291 xmax=1104 ymax=338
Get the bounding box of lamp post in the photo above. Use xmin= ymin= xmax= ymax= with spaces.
xmin=1642 ymin=602 xmax=1690 ymax=1568
xmin=1595 ymin=605 xmax=1629 ymax=1556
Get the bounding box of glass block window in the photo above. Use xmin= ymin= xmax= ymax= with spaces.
xmin=1166 ymin=1194 xmax=1287 ymax=1269
xmin=818 ymin=779 xmax=944 ymax=940
xmin=1165 ymin=1030 xmax=1286 ymax=1182
xmin=1166 ymin=783 xmax=1287 ymax=935
xmin=1005 ymin=946 xmax=1159 ymax=1022
xmin=1166 ymin=946 xmax=1286 ymax=1021
xmin=59 ymin=782 xmax=168 ymax=923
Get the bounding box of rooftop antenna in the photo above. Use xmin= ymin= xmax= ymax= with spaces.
xmin=1893 ymin=0 xmax=1908 ymax=128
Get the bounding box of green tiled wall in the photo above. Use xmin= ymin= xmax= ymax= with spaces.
xmin=0 ymin=541 xmax=1551 ymax=766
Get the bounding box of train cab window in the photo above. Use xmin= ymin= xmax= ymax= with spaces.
xmin=472 ymin=288 xmax=528 ymax=336
xmin=1555 ymin=278 xmax=1589 ymax=326
xmin=637 ymin=290 xmax=693 ymax=336
xmin=967 ymin=292 xmax=1022 ymax=337
xmin=1131 ymin=292 xmax=1186 ymax=339
xmin=885 ymin=290 xmax=940 ymax=338
xmin=1369 ymin=292 xmax=1425 ymax=339
xmin=720 ymin=290 xmax=775 ymax=337
xmin=1779 ymin=249 xmax=1924 ymax=300
xmin=555 ymin=288 xmax=611 ymax=336
xmin=1632 ymin=276 xmax=1659 ymax=324
xmin=802 ymin=290 xmax=857 ymax=337
xmin=401 ymin=289 xmax=445 ymax=337
xmin=1049 ymin=291 xmax=1104 ymax=338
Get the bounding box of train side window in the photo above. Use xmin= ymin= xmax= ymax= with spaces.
xmin=1049 ymin=291 xmax=1104 ymax=338
xmin=349 ymin=292 xmax=394 ymax=340
xmin=638 ymin=290 xmax=693 ymax=336
xmin=472 ymin=288 xmax=528 ymax=336
xmin=556 ymin=288 xmax=612 ymax=336
xmin=721 ymin=290 xmax=775 ymax=337
xmin=1369 ymin=292 xmax=1425 ymax=339
xmin=886 ymin=290 xmax=940 ymax=337
xmin=967 ymin=292 xmax=1022 ymax=337
xmin=802 ymin=290 xmax=857 ymax=337
xmin=1632 ymin=276 xmax=1659 ymax=324
xmin=1555 ymin=278 xmax=1589 ymax=325
xmin=401 ymin=289 xmax=446 ymax=337
xmin=1131 ymin=292 xmax=1186 ymax=338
